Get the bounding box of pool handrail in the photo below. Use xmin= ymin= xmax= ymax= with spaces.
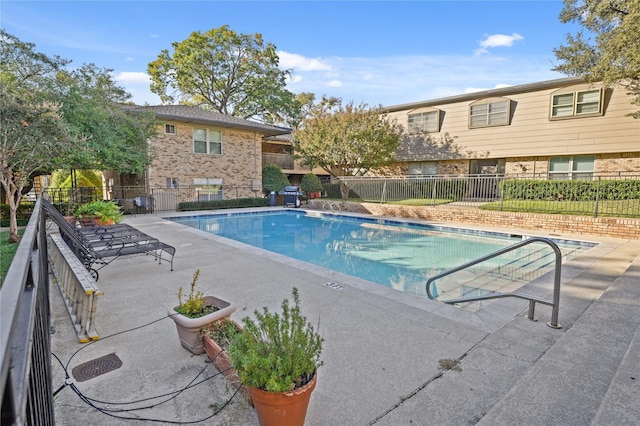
xmin=426 ymin=236 xmax=563 ymax=329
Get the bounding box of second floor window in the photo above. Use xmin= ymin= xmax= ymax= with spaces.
xmin=193 ymin=128 xmax=222 ymax=154
xmin=408 ymin=111 xmax=439 ymax=133
xmin=165 ymin=124 xmax=176 ymax=134
xmin=551 ymin=88 xmax=602 ymax=118
xmin=469 ymin=100 xmax=509 ymax=128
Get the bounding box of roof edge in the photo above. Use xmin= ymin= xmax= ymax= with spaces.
xmin=382 ymin=77 xmax=586 ymax=112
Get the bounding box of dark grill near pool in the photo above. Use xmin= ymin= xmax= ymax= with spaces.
xmin=279 ymin=185 xmax=302 ymax=208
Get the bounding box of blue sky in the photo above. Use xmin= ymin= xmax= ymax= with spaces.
xmin=2 ymin=1 xmax=581 ymax=107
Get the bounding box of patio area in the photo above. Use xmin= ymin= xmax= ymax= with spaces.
xmin=50 ymin=208 xmax=640 ymax=425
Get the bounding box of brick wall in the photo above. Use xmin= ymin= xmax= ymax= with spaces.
xmin=148 ymin=123 xmax=261 ymax=188
xmin=308 ymin=200 xmax=640 ymax=240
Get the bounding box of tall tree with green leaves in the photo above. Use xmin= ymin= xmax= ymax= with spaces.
xmin=0 ymin=31 xmax=72 ymax=242
xmin=0 ymin=88 xmax=71 ymax=242
xmin=293 ymin=98 xmax=402 ymax=200
xmin=48 ymin=63 xmax=157 ymax=174
xmin=1 ymin=31 xmax=157 ymax=242
xmin=553 ymin=0 xmax=640 ymax=118
xmin=148 ymin=25 xmax=297 ymax=122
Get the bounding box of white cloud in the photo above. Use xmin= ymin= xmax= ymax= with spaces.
xmin=126 ymin=56 xmax=134 ymax=62
xmin=278 ymin=50 xmax=332 ymax=72
xmin=115 ymin=71 xmax=150 ymax=84
xmin=287 ymin=74 xmax=303 ymax=84
xmin=113 ymin=50 xmax=562 ymax=108
xmin=474 ymin=33 xmax=524 ymax=55
xmin=464 ymin=83 xmax=514 ymax=94
xmin=114 ymin=71 xmax=161 ymax=105
xmin=281 ymin=52 xmax=565 ymax=107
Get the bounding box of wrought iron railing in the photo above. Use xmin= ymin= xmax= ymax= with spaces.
xmin=1 ymin=198 xmax=55 ymax=424
xmin=334 ymin=173 xmax=640 ymax=217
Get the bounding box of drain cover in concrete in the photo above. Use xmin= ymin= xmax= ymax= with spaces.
xmin=72 ymin=353 xmax=122 ymax=382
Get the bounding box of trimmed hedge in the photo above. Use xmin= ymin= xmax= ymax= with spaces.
xmin=0 ymin=204 xmax=35 ymax=227
xmin=501 ymin=179 xmax=640 ymax=201
xmin=178 ymin=197 xmax=270 ymax=211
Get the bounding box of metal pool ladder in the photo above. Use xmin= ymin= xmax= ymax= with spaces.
xmin=426 ymin=237 xmax=563 ymax=329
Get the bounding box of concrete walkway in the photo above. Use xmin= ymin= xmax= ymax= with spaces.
xmin=49 ymin=208 xmax=640 ymax=425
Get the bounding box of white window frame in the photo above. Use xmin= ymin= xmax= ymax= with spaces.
xmin=193 ymin=128 xmax=222 ymax=155
xmin=548 ymin=155 xmax=595 ymax=180
xmin=194 ymin=178 xmax=223 ymax=201
xmin=165 ymin=124 xmax=176 ymax=134
xmin=408 ymin=161 xmax=438 ymax=175
xmin=166 ymin=177 xmax=179 ymax=188
xmin=550 ymin=88 xmax=602 ymax=119
xmin=408 ymin=110 xmax=440 ymax=133
xmin=469 ymin=99 xmax=510 ymax=128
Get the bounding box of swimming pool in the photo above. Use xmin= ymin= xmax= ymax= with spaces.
xmin=167 ymin=210 xmax=594 ymax=298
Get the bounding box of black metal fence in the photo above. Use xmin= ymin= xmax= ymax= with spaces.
xmin=1 ymin=198 xmax=54 ymax=425
xmin=43 ymin=184 xmax=265 ymax=213
xmin=334 ymin=174 xmax=640 ymax=218
xmin=39 ymin=173 xmax=640 ymax=218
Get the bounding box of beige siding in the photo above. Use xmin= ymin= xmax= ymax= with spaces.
xmin=389 ymin=82 xmax=639 ymax=161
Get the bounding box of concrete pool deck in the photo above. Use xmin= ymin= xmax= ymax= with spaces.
xmin=50 ymin=208 xmax=640 ymax=425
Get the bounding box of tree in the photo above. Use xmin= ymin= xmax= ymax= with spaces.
xmin=553 ymin=0 xmax=640 ymax=118
xmin=0 ymin=31 xmax=73 ymax=242
xmin=0 ymin=89 xmax=70 ymax=242
xmin=148 ymin=25 xmax=296 ymax=122
xmin=293 ymin=98 xmax=402 ymax=200
xmin=49 ymin=64 xmax=157 ymax=174
xmin=1 ymin=31 xmax=157 ymax=243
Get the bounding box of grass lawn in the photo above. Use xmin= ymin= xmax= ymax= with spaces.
xmin=323 ymin=197 xmax=453 ymax=206
xmin=391 ymin=198 xmax=454 ymax=206
xmin=0 ymin=229 xmax=25 ymax=287
xmin=479 ymin=199 xmax=640 ymax=217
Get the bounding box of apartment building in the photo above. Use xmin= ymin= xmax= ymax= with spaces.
xmin=383 ymin=77 xmax=640 ymax=178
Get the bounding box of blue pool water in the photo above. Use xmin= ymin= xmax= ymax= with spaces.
xmin=167 ymin=210 xmax=592 ymax=296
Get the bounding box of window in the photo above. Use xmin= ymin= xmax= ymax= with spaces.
xmin=194 ymin=178 xmax=223 ymax=201
xmin=408 ymin=161 xmax=437 ymax=175
xmin=469 ymin=100 xmax=509 ymax=128
xmin=408 ymin=111 xmax=439 ymax=133
xmin=166 ymin=177 xmax=179 ymax=188
xmin=551 ymin=89 xmax=602 ymax=118
xmin=549 ymin=156 xmax=595 ymax=180
xmin=193 ymin=128 xmax=222 ymax=154
xmin=165 ymin=124 xmax=176 ymax=134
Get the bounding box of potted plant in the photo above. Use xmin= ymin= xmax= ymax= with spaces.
xmin=228 ymin=287 xmax=323 ymax=426
xmin=168 ymin=269 xmax=236 ymax=355
xmin=74 ymin=200 xmax=123 ymax=226
xmin=300 ymin=173 xmax=323 ymax=199
xmin=200 ymin=318 xmax=249 ymax=400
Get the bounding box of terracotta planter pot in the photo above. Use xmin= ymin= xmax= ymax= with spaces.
xmin=202 ymin=327 xmax=252 ymax=405
xmin=168 ymin=296 xmax=236 ymax=354
xmin=247 ymin=372 xmax=317 ymax=426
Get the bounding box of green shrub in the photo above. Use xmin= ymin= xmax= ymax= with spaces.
xmin=501 ymin=179 xmax=640 ymax=201
xmin=229 ymin=288 xmax=323 ymax=392
xmin=175 ymin=269 xmax=218 ymax=318
xmin=74 ymin=200 xmax=123 ymax=224
xmin=262 ymin=164 xmax=290 ymax=194
xmin=0 ymin=203 xmax=35 ymax=226
xmin=178 ymin=197 xmax=269 ymax=211
xmin=300 ymin=173 xmax=323 ymax=193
